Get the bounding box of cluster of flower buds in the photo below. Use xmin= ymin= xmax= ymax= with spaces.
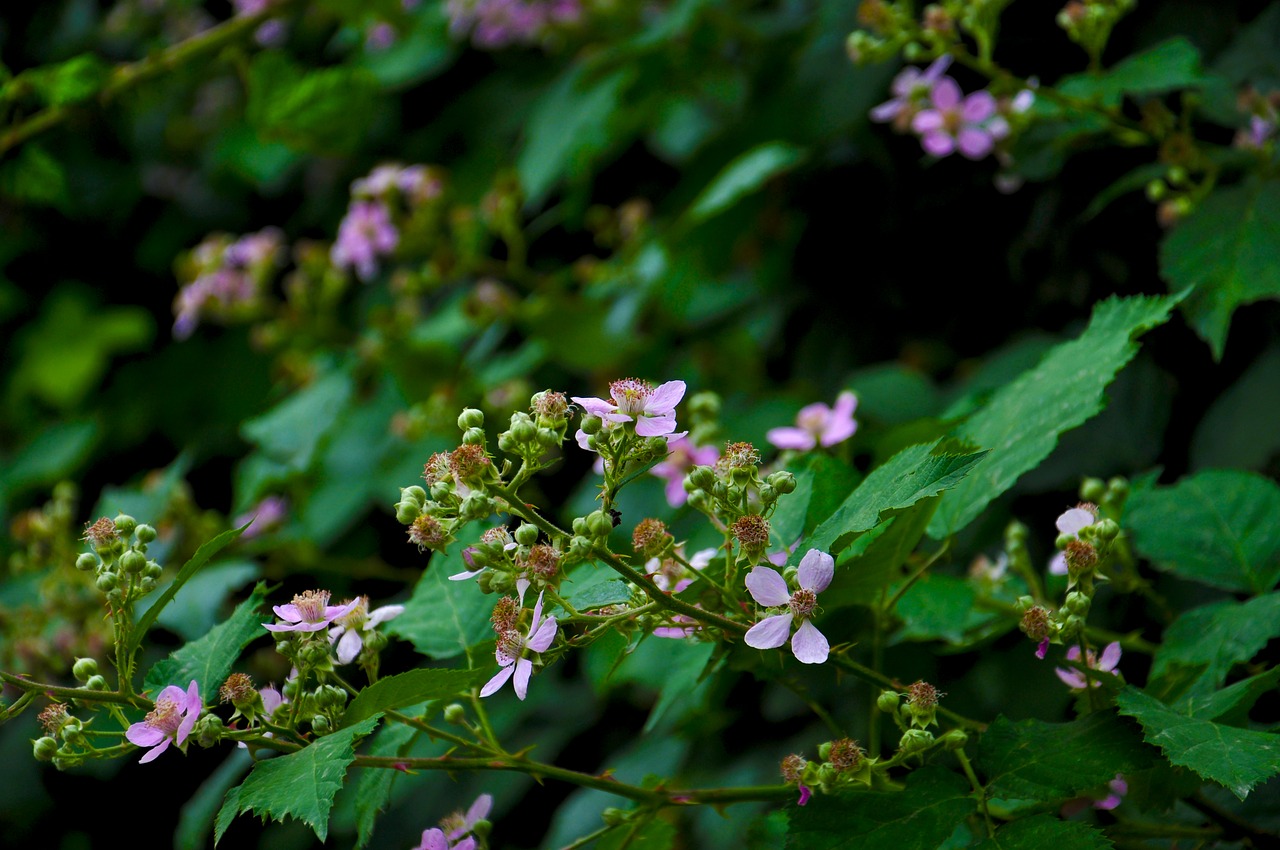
xmin=32 ymin=699 xmax=91 ymax=768
xmin=780 ymin=735 xmax=877 ymax=804
xmin=455 ymin=522 xmax=574 ymax=598
xmin=876 ymin=680 xmax=960 ymax=759
xmin=1056 ymin=0 xmax=1137 ymax=64
xmin=496 ymin=390 xmax=571 ymax=466
xmin=683 ymin=441 xmax=796 ymax=567
xmin=75 ymin=514 xmax=163 ymax=609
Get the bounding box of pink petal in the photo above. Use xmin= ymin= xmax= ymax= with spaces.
xmin=513 ymin=658 xmax=533 ymax=700
xmin=646 ymin=380 xmax=686 ymax=413
xmin=922 ymin=55 xmax=954 ymax=82
xmin=530 ymin=591 xmax=545 ymax=631
xmin=797 ymin=549 xmax=834 ymax=594
xmin=869 ymin=99 xmax=904 ymax=123
xmin=911 ymin=110 xmax=945 ymax=134
xmin=126 ymin=723 xmax=166 ymax=748
xmin=479 ymin=664 xmax=514 ymax=697
xmin=767 ymin=427 xmax=816 ymax=451
xmin=921 ymin=131 xmax=956 ymax=157
xmin=1093 ymin=794 xmax=1123 ymax=811
xmin=570 ymin=396 xmax=614 ymax=417
xmin=337 ymin=628 xmax=363 ymax=664
xmin=956 ymin=128 xmax=994 ymax=160
xmin=183 ymin=680 xmax=203 ymax=713
xmin=1048 ymin=552 xmax=1068 ymax=576
xmin=745 ymin=567 xmax=791 ymax=607
xmin=1098 ymin=642 xmax=1122 ymax=672
xmin=745 ymin=613 xmax=794 ymax=649
xmin=797 ymin=784 xmax=812 ymax=806
xmin=416 ymin=828 xmax=449 ymax=850
xmin=137 ymin=739 xmax=170 ymax=764
xmin=156 ymin=684 xmax=188 ymax=705
xmin=931 ymin=77 xmax=961 ymax=110
xmin=1036 ymin=638 xmax=1049 ymax=659
xmin=453 ymin=840 xmax=477 ymax=850
xmin=635 ymin=413 xmax=677 ymax=437
xmin=1055 ymin=667 xmax=1087 ymax=689
xmin=961 ymin=90 xmax=996 ymax=122
xmin=466 ymin=793 xmax=493 ymax=825
xmin=271 ymin=604 xmax=302 ymax=622
xmin=326 ymin=598 xmax=363 ymax=621
xmin=791 ymin=619 xmax=830 ymax=664
xmin=528 ymin=616 xmax=558 ymax=653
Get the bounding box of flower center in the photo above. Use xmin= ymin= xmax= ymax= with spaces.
xmin=145 ymin=698 xmax=182 ymax=735
xmin=609 ymin=378 xmax=653 ymax=415
xmin=293 ymin=590 xmax=331 ymax=622
xmin=790 ymin=588 xmax=817 ymax=619
xmin=796 ymin=407 xmax=827 ymax=434
xmin=497 ymin=630 xmax=525 ymax=658
xmin=336 ymin=596 xmax=369 ymax=629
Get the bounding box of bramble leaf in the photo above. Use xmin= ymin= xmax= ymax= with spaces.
xmin=1151 ymin=593 xmax=1280 ymax=693
xmin=972 ymin=814 xmax=1113 ymax=850
xmin=390 ymin=545 xmax=493 ymax=660
xmin=341 ymin=668 xmax=484 ymax=728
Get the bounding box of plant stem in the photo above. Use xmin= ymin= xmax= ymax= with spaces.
xmin=0 ymin=670 xmax=146 ymax=708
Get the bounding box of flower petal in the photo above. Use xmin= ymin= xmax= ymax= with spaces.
xmin=513 ymin=658 xmax=533 ymax=700
xmin=767 ymin=427 xmax=816 ymax=451
xmin=1056 ymin=507 xmax=1096 ymax=536
xmin=1098 ymin=641 xmax=1122 ymax=672
xmin=466 ymin=793 xmax=494 ymax=825
xmin=367 ymin=604 xmax=404 ymax=628
xmin=1055 ymin=668 xmax=1087 ymax=689
xmin=646 ymin=380 xmax=686 ymax=414
xmin=635 ymin=413 xmax=677 ymax=437
xmin=479 ymin=664 xmax=514 ymax=697
xmin=337 ymin=628 xmax=363 ymax=664
xmin=797 ymin=549 xmax=834 ymax=593
xmin=791 ymin=619 xmax=830 ymax=664
xmin=528 ymin=616 xmax=558 ymax=653
xmin=415 ymin=828 xmax=449 ymax=850
xmin=745 ymin=566 xmax=791 ymax=607
xmin=137 ymin=739 xmax=170 ymax=764
xmin=450 ymin=567 xmax=486 ymax=581
xmin=745 ymin=613 xmax=794 ymax=649
xmin=126 ymin=723 xmax=166 ymax=748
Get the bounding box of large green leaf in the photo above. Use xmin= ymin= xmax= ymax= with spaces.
xmin=1116 ymin=686 xmax=1280 ymax=799
xmin=977 ymin=712 xmax=1153 ymax=804
xmin=687 ymin=142 xmax=804 ymax=222
xmin=1059 ymin=38 xmax=1207 ymax=103
xmin=807 ymin=439 xmax=987 ymax=558
xmin=821 ymin=497 xmax=939 ymax=609
xmin=239 ymin=366 xmax=354 ymax=472
xmin=597 ymin=817 xmax=677 ymax=850
xmin=390 ymin=547 xmax=494 ymax=661
xmin=354 ymin=722 xmax=418 ymax=849
xmin=215 ymin=715 xmax=380 ymax=843
xmin=928 ymin=293 xmax=1181 ymax=538
xmin=785 ymin=766 xmax=975 ymax=850
xmin=1125 ymin=469 xmax=1280 ymax=594
xmin=341 ymin=668 xmax=484 ymax=728
xmin=246 ymin=53 xmax=381 ymax=154
xmin=1173 ymin=667 xmax=1280 ymax=727
xmin=1159 ymin=178 xmax=1280 ymax=359
xmin=144 ymin=582 xmax=269 ymax=704
xmin=1150 ymin=593 xmax=1280 ymax=693
xmin=972 ymin=815 xmax=1113 ymax=850
xmin=176 ymin=750 xmax=253 ymax=850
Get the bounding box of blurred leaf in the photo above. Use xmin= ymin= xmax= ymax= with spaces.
xmin=517 ymin=65 xmax=635 ymax=207
xmin=391 ymin=547 xmax=493 ymax=661
xmin=216 ymin=715 xmax=380 ymax=843
xmin=354 ymin=722 xmax=418 ymax=849
xmin=1191 ymin=345 xmax=1280 ymax=471
xmin=562 ymin=573 xmax=632 ymax=612
xmin=977 ymin=712 xmax=1153 ymax=804
xmin=1116 ymin=686 xmax=1280 ymax=799
xmin=246 ymin=53 xmax=381 ymax=154
xmin=644 ymin=641 xmax=716 ymax=733
xmin=972 ymin=815 xmax=1112 ymax=850
xmin=1159 ymin=178 xmax=1280 ymax=360
xmin=893 ymin=574 xmax=993 ymax=644
xmin=342 ymin=668 xmax=484 ymax=728
xmin=240 ymin=367 xmax=354 ymax=471
xmin=0 ymin=143 xmax=68 ymax=205
xmin=143 ymin=581 xmax=268 ymax=704
xmin=1211 ymin=4 xmax=1280 ymax=91
xmin=176 ymin=750 xmax=254 ymax=850
xmin=19 ymin=53 xmax=109 ymax=106
xmin=786 ymin=766 xmax=975 ymax=850
xmin=808 ymin=439 xmax=987 ymax=557
xmin=152 ymin=559 xmax=259 ymax=641
xmin=1151 ymin=593 xmax=1280 ymax=694
xmin=1125 ymin=469 xmax=1280 ymax=594
xmin=929 ymin=293 xmax=1181 ymax=538
xmin=687 ymin=142 xmax=804 ymax=223
xmin=356 ymin=3 xmax=457 ymax=88
xmin=597 ymin=818 xmax=676 ymax=850
xmin=1059 ymin=38 xmax=1207 ymax=102
xmin=0 ymin=419 xmax=97 ymax=509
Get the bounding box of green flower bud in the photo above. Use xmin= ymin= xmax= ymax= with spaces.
xmin=941 ymin=729 xmax=969 ymax=751
xmin=404 ymin=485 xmax=427 ymax=505
xmin=443 ymin=703 xmax=467 ymax=724
xmin=84 ymin=675 xmax=107 ymax=691
xmin=1105 ymin=477 xmax=1130 ymax=503
xmin=686 ymin=490 xmax=713 ymax=513
xmin=462 ymin=426 xmax=486 ymax=446
xmin=1005 ymin=521 xmax=1029 ymax=544
xmin=768 ymin=471 xmax=797 ymax=494
xmin=95 ymin=572 xmax=118 ymax=592
xmin=515 ymin=523 xmax=539 ymax=546
xmin=601 ymin=808 xmax=628 ymax=827
xmin=1094 ymin=519 xmax=1120 ymax=542
xmin=33 ymin=736 xmax=59 ymax=762
xmin=497 ymin=434 xmax=516 ymax=453
xmin=689 ymin=465 xmax=717 ymax=491
xmin=119 ymin=549 xmax=147 ymax=574
xmin=758 ymin=484 xmax=778 ymax=504
xmin=458 ymin=408 xmax=485 ymax=430
xmin=1055 ymin=532 xmax=1076 ymax=550
xmin=135 ymin=523 xmax=157 ymax=544
xmin=106 ymin=589 xmax=125 ymax=606
xmin=586 ymin=510 xmax=614 ymax=539
xmin=194 ymin=714 xmax=226 ymax=748
xmin=511 ymin=415 xmax=537 ymax=444
xmin=113 ymin=514 xmax=137 ymax=536
xmin=72 ymin=658 xmax=98 ymax=683
xmin=459 ymin=493 xmax=494 ymax=521
xmin=876 ymin=691 xmax=901 ymax=714
xmin=536 ymin=426 xmax=560 ymax=447
xmin=1080 ymin=477 xmax=1107 ymax=503
xmin=580 ymin=415 xmax=602 ymax=435
xmin=75 ymin=553 xmax=97 ymax=572
xmin=144 ymin=561 xmax=163 ymax=580
xmin=1064 ymin=591 xmax=1090 ymax=615
xmin=61 ymin=717 xmax=84 ymax=744
xmin=311 ymin=715 xmax=331 ymax=736
xmin=430 ymin=481 xmax=453 ymax=501
xmin=395 ymin=501 xmax=420 ymax=524
xmin=898 ymin=728 xmax=935 ymax=755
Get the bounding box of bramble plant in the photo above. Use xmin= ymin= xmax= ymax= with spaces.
xmin=2 ymin=1 xmax=1280 ymax=849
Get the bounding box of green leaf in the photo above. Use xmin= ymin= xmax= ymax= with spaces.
xmin=0 ymin=143 xmax=68 ymax=205
xmin=216 ymin=715 xmax=380 ymax=843
xmin=562 ymin=573 xmax=632 ymax=612
xmin=20 ymin=54 xmax=110 ymax=106
xmin=144 ymin=582 xmax=269 ymax=704
xmin=972 ymin=814 xmax=1113 ymax=850
xmin=1151 ymin=593 xmax=1280 ymax=693
xmin=1173 ymin=667 xmax=1280 ymax=726
xmin=1125 ymin=469 xmax=1280 ymax=594
xmin=0 ymin=419 xmax=97 ymax=509
xmin=894 ymin=574 xmax=998 ymax=645
xmin=928 ymin=293 xmax=1181 ymax=538
xmin=129 ymin=523 xmax=252 ymax=659
xmin=1190 ymin=345 xmax=1280 ymax=471
xmin=246 ymin=53 xmax=382 ymax=154
xmin=821 ymin=497 xmax=939 ymax=609
xmin=643 ymin=641 xmax=716 ymax=733
xmin=977 ymin=712 xmax=1154 ymax=804
xmin=354 ymin=722 xmax=418 ymax=849
xmin=240 ymin=366 xmax=354 ymax=471
xmin=176 ymin=750 xmax=253 ymax=850
xmin=1116 ymin=686 xmax=1280 ymax=799
xmin=517 ymin=65 xmax=635 ymax=207
xmin=785 ymin=766 xmax=976 ymax=850
xmin=808 ymin=439 xmax=987 ymax=557
xmin=152 ymin=559 xmax=259 ymax=641
xmin=1059 ymin=38 xmax=1206 ymax=102
xmin=597 ymin=817 xmax=676 ymax=850
xmin=1159 ymin=178 xmax=1280 ymax=359
xmin=687 ymin=142 xmax=804 ymax=222
xmin=390 ymin=548 xmax=493 ymax=661
xmin=341 ymin=668 xmax=484 ymax=728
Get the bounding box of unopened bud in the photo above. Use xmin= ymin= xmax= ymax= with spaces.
xmin=876 ymin=690 xmax=901 ymax=713
xmin=462 ymin=426 xmax=486 ymax=446
xmin=119 ymin=549 xmax=146 ymax=575
xmin=580 ymin=415 xmax=602 ymax=435
xmin=84 ymin=675 xmax=107 ymax=691
xmin=601 ymin=807 xmax=628 ymax=827
xmin=898 ymin=728 xmax=934 ymax=755
xmin=72 ymin=658 xmax=98 ymax=683
xmin=135 ymin=524 xmax=157 ymax=544
xmin=586 ymin=510 xmax=613 ymax=540
xmin=1080 ymin=477 xmax=1106 ymax=503
xmin=33 ymin=736 xmax=59 ymax=761
xmin=940 ymin=729 xmax=969 ymax=750
xmin=113 ymin=514 xmax=137 ymax=536
xmin=458 ymin=408 xmax=485 ymax=430
xmin=688 ymin=465 xmax=716 ymax=491
xmin=75 ymin=553 xmax=97 ymax=572
xmin=515 ymin=523 xmax=539 ymax=547
xmin=443 ymin=703 xmax=467 ymax=724
xmin=1094 ymin=519 xmax=1120 ymax=542
xmin=395 ymin=501 xmax=420 ymax=524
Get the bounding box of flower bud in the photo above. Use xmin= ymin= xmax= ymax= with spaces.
xmin=462 ymin=426 xmax=486 ymax=446
xmin=768 ymin=471 xmax=797 ymax=494
xmin=1080 ymin=477 xmax=1106 ymax=503
xmin=898 ymin=728 xmax=935 ymax=755
xmin=194 ymin=713 xmax=226 ymax=748
xmin=144 ymin=561 xmax=163 ymax=580
xmin=536 ymin=426 xmax=560 ymax=447
xmin=876 ymin=690 xmax=901 ymax=714
xmin=113 ymin=514 xmax=137 ymax=536
xmin=119 ymin=549 xmax=147 ymax=575
xmin=686 ymin=490 xmax=712 ymax=513
xmin=75 ymin=553 xmax=97 ymax=572
xmin=458 ymin=408 xmax=485 ymax=430
xmin=1105 ymin=477 xmax=1129 ymax=502
xmin=688 ymin=465 xmax=717 ymax=491
xmin=601 ymin=808 xmax=628 ymax=827
xmin=1063 ymin=591 xmax=1090 ymax=615
xmin=940 ymin=729 xmax=969 ymax=750
xmin=72 ymin=657 xmax=98 ymax=683
xmin=84 ymin=675 xmax=107 ymax=691
xmin=33 ymin=736 xmax=59 ymax=762
xmin=1093 ymin=519 xmax=1120 ymax=542
xmin=515 ymin=523 xmax=539 ymax=547
xmin=459 ymin=493 xmax=494 ymax=521
xmin=580 ymin=415 xmax=602 ymax=435
xmin=135 ymin=523 xmax=157 ymax=544
xmin=95 ymin=572 xmax=118 ymax=592
xmin=586 ymin=510 xmax=613 ymax=540
xmin=758 ymin=484 xmax=778 ymax=504
xmin=510 ymin=415 xmax=537 ymax=444
xmin=403 ymin=485 xmax=427 ymax=505
xmin=395 ymin=501 xmax=421 ymax=524
xmin=443 ymin=703 xmax=467 ymax=724
xmin=311 ymin=715 xmax=332 ymax=736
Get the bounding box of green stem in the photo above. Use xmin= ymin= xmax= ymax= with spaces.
xmin=954 ymin=748 xmax=994 ymax=838
xmin=0 ymin=670 xmax=146 ymax=708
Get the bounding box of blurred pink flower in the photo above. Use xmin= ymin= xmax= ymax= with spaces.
xmin=767 ymin=391 xmax=857 ymax=451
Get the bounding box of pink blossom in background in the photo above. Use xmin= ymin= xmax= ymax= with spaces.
xmin=911 ymin=78 xmax=1009 ymax=160
xmin=447 ymin=0 xmax=581 ymax=49
xmin=743 ymin=549 xmax=834 ymax=664
xmin=234 ymin=495 xmax=287 ymax=538
xmin=870 ymin=55 xmax=954 ymax=127
xmin=263 ymin=590 xmax=361 ymax=634
xmin=1055 ymin=642 xmax=1121 ymax=690
xmin=331 ymin=200 xmax=399 ymax=281
xmin=414 ymin=793 xmax=493 ymax=850
xmin=126 ymin=680 xmax=202 ymax=763
xmin=767 ymin=391 xmax=858 ymax=451
xmin=650 ymin=436 xmax=720 ymax=506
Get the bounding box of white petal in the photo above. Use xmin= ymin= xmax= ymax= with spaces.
xmin=745 ymin=566 xmax=791 ymax=607
xmin=745 ymin=613 xmax=793 ymax=649
xmin=336 ymin=628 xmax=363 ymax=664
xmin=791 ymin=619 xmax=829 ymax=664
xmin=797 ymin=549 xmax=834 ymax=593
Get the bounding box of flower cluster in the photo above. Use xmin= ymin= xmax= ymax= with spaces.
xmin=173 ymin=227 xmax=284 ymax=338
xmin=414 ymin=793 xmax=493 ymax=850
xmin=446 ymin=0 xmax=581 ymax=50
xmin=480 ymin=592 xmax=557 ymax=700
xmin=331 ymin=162 xmax=445 ymax=281
xmin=744 ymin=549 xmax=834 ymax=665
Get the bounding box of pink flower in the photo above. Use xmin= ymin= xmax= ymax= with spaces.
xmin=911 ymin=78 xmax=1009 ymax=160
xmin=331 ymin=200 xmax=398 ymax=281
xmin=234 ymin=495 xmax=287 ymax=539
xmin=648 ymin=546 xmax=716 ymax=593
xmin=652 ymin=612 xmax=702 ymax=639
xmin=743 ymin=549 xmax=833 ymax=664
xmin=650 ymin=437 xmax=720 ymax=506
xmin=126 ymin=680 xmax=202 ymax=763
xmin=415 ymin=792 xmax=493 ymax=850
xmin=572 ymin=379 xmax=686 ymax=439
xmin=264 ymin=589 xmax=361 ymax=633
xmin=767 ymin=391 xmax=858 ymax=451
xmin=328 ymin=596 xmax=405 ymax=664
xmin=1061 ymin=774 xmax=1127 ymax=817
xmin=1048 ymin=504 xmax=1098 ymax=576
xmin=1055 ymin=642 xmax=1121 ymax=690
xmin=870 ymin=55 xmax=954 ymax=126
xmin=480 ymin=592 xmax=557 ymax=700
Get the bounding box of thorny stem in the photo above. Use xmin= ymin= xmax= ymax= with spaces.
xmin=0 ymin=670 xmax=147 ymax=709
